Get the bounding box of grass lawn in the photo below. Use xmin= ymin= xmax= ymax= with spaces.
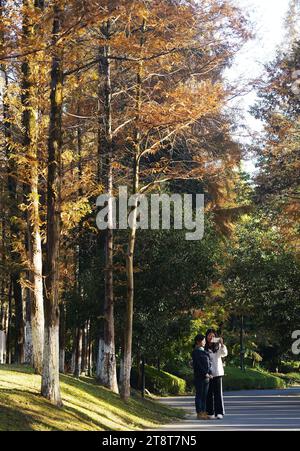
xmin=0 ymin=365 xmax=184 ymax=431
xmin=223 ymin=366 xmax=286 ymax=391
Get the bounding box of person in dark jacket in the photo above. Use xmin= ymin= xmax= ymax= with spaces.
xmin=192 ymin=334 xmax=212 ymax=420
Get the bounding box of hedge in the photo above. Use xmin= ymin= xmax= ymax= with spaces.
xmin=169 ymin=365 xmax=286 ymax=392
xmin=131 ymin=365 xmax=286 ymax=394
xmin=223 ymin=366 xmax=286 ymax=391
xmin=131 ymin=365 xmax=187 ymax=396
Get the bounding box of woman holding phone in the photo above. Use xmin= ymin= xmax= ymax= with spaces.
xmin=205 ymin=328 xmax=228 ymax=420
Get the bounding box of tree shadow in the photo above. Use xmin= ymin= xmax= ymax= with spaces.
xmin=61 ymin=375 xmax=176 ymax=426
xmin=61 ymin=402 xmax=114 ymax=431
xmin=1 ymin=387 xmax=123 ymax=431
xmin=0 ymin=404 xmax=34 ymax=431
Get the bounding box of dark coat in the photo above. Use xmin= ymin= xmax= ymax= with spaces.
xmin=192 ymin=347 xmax=212 ymax=380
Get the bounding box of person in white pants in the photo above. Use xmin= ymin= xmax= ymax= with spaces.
xmin=205 ymin=329 xmax=228 ymax=420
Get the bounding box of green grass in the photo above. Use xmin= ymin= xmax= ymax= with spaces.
xmin=223 ymin=366 xmax=286 ymax=391
xmin=0 ymin=365 xmax=184 ymax=431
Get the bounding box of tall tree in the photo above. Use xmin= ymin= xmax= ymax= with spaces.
xmin=96 ymin=14 xmax=119 ymax=394
xmin=1 ymin=0 xmax=25 ymax=364
xmin=120 ymin=16 xmax=146 ymax=401
xmin=41 ymin=1 xmax=64 ymax=406
xmin=21 ymin=0 xmax=44 ymax=374
xmin=118 ymin=0 xmax=248 ymax=399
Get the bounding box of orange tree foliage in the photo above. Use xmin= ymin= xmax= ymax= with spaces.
xmin=253 ymin=44 xmax=300 ymax=255
xmin=0 ymin=0 xmax=251 ymax=373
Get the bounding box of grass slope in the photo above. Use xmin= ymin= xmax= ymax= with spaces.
xmin=0 ymin=365 xmax=183 ymax=431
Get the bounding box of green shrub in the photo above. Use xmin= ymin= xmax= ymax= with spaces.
xmin=162 ymin=365 xmax=286 ymax=393
xmin=279 ymin=361 xmax=300 ymax=374
xmin=164 ymin=363 xmax=194 ymax=391
xmin=131 ymin=365 xmax=286 ymax=395
xmin=131 ymin=366 xmax=187 ymax=396
xmin=275 ymin=372 xmax=300 ymax=385
xmin=223 ymin=366 xmax=286 ymax=391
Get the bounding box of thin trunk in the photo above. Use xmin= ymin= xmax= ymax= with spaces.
xmin=41 ymin=2 xmax=63 ymax=406
xmin=87 ymin=321 xmax=93 ymax=377
xmin=74 ymin=327 xmax=83 ymax=378
xmin=21 ymin=0 xmax=44 ymax=375
xmin=136 ymin=346 xmax=142 ymax=389
xmin=120 ymin=20 xmax=145 ymax=400
xmin=13 ymin=275 xmax=25 ymax=364
xmin=0 ymin=177 xmax=8 ymax=353
xmin=1 ymin=2 xmax=25 ymax=365
xmin=24 ymin=283 xmax=33 ymax=364
xmin=59 ymin=302 xmax=65 ymax=373
xmin=6 ymin=279 xmax=12 ymax=363
xmin=75 ymin=100 xmax=87 ymax=378
xmin=70 ymin=329 xmax=76 ymax=374
xmin=81 ymin=321 xmax=88 ymax=375
xmin=96 ymin=20 xmax=118 ymax=394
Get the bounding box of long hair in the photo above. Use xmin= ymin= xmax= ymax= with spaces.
xmin=205 ymin=328 xmax=219 ymax=353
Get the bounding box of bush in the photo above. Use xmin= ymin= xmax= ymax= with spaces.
xmin=275 ymin=372 xmax=300 ymax=385
xmin=163 ymin=365 xmax=286 ymax=393
xmin=131 ymin=365 xmax=187 ymax=396
xmin=223 ymin=366 xmax=286 ymax=391
xmin=164 ymin=362 xmax=194 ymax=392
xmin=131 ymin=365 xmax=286 ymax=395
xmin=278 ymin=361 xmax=300 ymax=374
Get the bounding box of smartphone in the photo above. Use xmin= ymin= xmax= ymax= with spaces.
xmin=211 ymin=337 xmax=221 ymax=343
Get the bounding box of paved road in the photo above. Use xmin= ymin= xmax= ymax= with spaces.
xmin=155 ymin=388 xmax=300 ymax=431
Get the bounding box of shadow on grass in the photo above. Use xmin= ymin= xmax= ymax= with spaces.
xmin=0 ymin=376 xmax=38 ymax=393
xmin=0 ymin=404 xmax=34 ymax=431
xmin=62 ymin=401 xmax=116 ymax=431
xmin=0 ymin=367 xmax=183 ymax=431
xmin=62 ymin=375 xmax=182 ymax=425
xmin=0 ymin=387 xmax=110 ymax=431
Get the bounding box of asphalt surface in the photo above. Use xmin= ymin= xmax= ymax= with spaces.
xmin=154 ymin=388 xmax=300 ymax=431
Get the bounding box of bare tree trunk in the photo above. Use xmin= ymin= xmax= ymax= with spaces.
xmin=120 ymin=201 xmax=137 ymax=399
xmin=41 ymin=2 xmax=63 ymax=406
xmin=13 ymin=275 xmax=25 ymax=364
xmin=81 ymin=321 xmax=89 ymax=375
xmin=74 ymin=327 xmax=83 ymax=378
xmin=87 ymin=321 xmax=93 ymax=377
xmin=96 ymin=20 xmax=118 ymax=394
xmin=70 ymin=329 xmax=76 ymax=374
xmin=59 ymin=302 xmax=65 ymax=373
xmin=6 ymin=279 xmax=12 ymax=364
xmin=24 ymin=282 xmax=33 ymax=364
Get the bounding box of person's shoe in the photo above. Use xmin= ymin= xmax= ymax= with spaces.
xmin=216 ymin=414 xmax=224 ymax=420
xmin=208 ymin=415 xmax=217 ymax=420
xmin=198 ymin=412 xmax=209 ymax=420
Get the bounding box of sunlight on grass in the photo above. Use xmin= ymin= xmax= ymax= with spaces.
xmin=0 ymin=365 xmax=184 ymax=431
